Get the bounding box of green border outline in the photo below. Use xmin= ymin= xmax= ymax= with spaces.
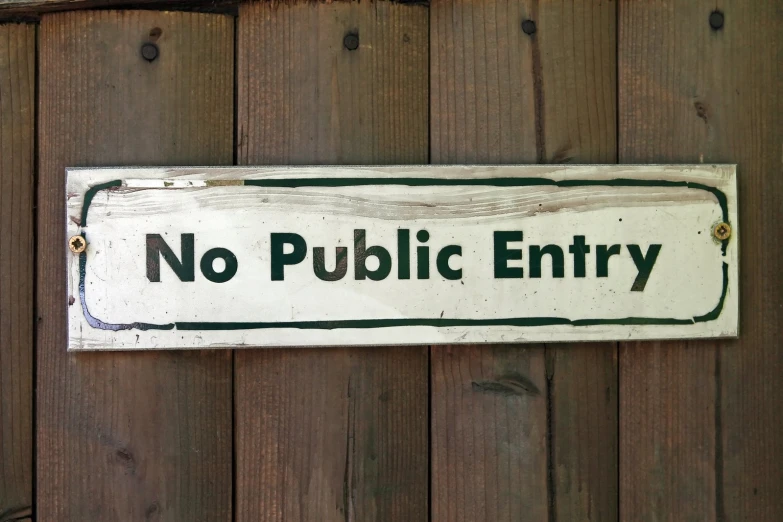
xmin=76 ymin=177 xmax=730 ymax=332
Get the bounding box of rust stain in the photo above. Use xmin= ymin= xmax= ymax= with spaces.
xmin=206 ymin=179 xmax=244 ymax=187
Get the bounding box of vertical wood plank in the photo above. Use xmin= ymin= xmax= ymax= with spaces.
xmin=549 ymin=344 xmax=618 ymax=521
xmin=235 ymin=2 xmax=429 ymax=521
xmin=541 ymin=3 xmax=618 ymax=520
xmin=37 ymin=11 xmax=233 ymax=520
xmin=430 ymin=0 xmax=618 ymax=520
xmin=0 ymin=23 xmax=34 ymax=521
xmin=431 ymin=345 xmax=548 ymax=521
xmin=619 ymin=0 xmax=783 ymax=520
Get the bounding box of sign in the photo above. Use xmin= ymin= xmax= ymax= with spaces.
xmin=66 ymin=165 xmax=738 ymax=351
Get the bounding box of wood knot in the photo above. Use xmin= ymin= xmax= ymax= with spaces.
xmin=472 ymin=372 xmax=541 ymax=396
xmin=145 ymin=501 xmax=161 ymax=520
xmin=0 ymin=505 xmax=33 ymax=522
xmin=694 ymin=100 xmax=709 ymax=123
xmin=551 ymin=141 xmax=575 ymax=163
xmin=114 ymin=447 xmax=137 ymax=473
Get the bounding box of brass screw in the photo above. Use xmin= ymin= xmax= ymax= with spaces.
xmin=713 ymin=222 xmax=731 ymax=241
xmin=69 ymin=235 xmax=87 ymax=254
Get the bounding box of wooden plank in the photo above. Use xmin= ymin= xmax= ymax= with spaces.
xmin=0 ymin=23 xmax=34 ymax=521
xmin=540 ymin=4 xmax=619 ymax=520
xmin=431 ymin=345 xmax=548 ymax=521
xmin=549 ymin=345 xmax=618 ymax=521
xmin=0 ymin=0 xmax=234 ymax=19
xmin=430 ymin=0 xmax=618 ymax=520
xmin=619 ymin=0 xmax=783 ymax=519
xmin=235 ymin=2 xmax=429 ymax=521
xmin=37 ymin=11 xmax=234 ymax=520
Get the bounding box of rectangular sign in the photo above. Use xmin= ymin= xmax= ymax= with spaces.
xmin=66 ymin=165 xmax=738 ymax=351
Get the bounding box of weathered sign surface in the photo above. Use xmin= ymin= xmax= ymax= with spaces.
xmin=65 ymin=165 xmax=738 ymax=350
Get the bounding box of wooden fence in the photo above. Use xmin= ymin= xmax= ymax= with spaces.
xmin=0 ymin=0 xmax=781 ymax=520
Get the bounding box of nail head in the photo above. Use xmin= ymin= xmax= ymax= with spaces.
xmin=141 ymin=42 xmax=159 ymax=62
xmin=521 ymin=19 xmax=537 ymax=35
xmin=343 ymin=33 xmax=359 ymax=51
xmin=709 ymin=10 xmax=724 ymax=30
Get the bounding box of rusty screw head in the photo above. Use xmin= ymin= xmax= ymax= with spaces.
xmin=521 ymin=19 xmax=537 ymax=35
xmin=69 ymin=235 xmax=87 ymax=254
xmin=141 ymin=42 xmax=159 ymax=62
xmin=713 ymin=222 xmax=732 ymax=241
xmin=343 ymin=33 xmax=359 ymax=51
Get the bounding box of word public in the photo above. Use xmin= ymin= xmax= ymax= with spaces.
xmin=146 ymin=229 xmax=662 ymax=291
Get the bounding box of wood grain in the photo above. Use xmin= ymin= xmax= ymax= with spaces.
xmin=431 ymin=345 xmax=548 ymax=521
xmin=236 ymin=2 xmax=429 ymax=521
xmin=619 ymin=0 xmax=783 ymax=520
xmin=540 ymin=5 xmax=618 ymax=519
xmin=37 ymin=11 xmax=234 ymax=520
xmin=236 ymin=348 xmax=427 ymax=522
xmin=430 ymin=0 xmax=618 ymax=520
xmin=549 ymin=345 xmax=618 ymax=521
xmin=0 ymin=23 xmax=34 ymax=521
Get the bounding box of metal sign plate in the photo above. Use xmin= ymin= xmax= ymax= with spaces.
xmin=65 ymin=165 xmax=738 ymax=351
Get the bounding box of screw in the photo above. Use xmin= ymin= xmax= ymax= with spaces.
xmin=343 ymin=33 xmax=359 ymax=51
xmin=521 ymin=19 xmax=537 ymax=35
xmin=69 ymin=235 xmax=87 ymax=254
xmin=141 ymin=42 xmax=159 ymax=62
xmin=709 ymin=10 xmax=724 ymax=30
xmin=713 ymin=222 xmax=731 ymax=241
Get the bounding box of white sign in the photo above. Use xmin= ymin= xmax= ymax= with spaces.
xmin=66 ymin=165 xmax=738 ymax=351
